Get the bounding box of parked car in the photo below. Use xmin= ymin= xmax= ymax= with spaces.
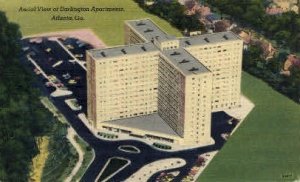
xmin=63 ymin=73 xmax=71 ymax=79
xmin=45 ymin=82 xmax=54 ymax=87
xmin=68 ymin=79 xmax=77 ymax=85
xmin=45 ymin=48 xmax=51 ymax=53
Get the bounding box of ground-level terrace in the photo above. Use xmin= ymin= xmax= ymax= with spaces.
xmin=100 ymin=113 xmax=184 ymax=145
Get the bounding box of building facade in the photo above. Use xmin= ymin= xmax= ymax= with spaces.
xmin=87 ymin=19 xmax=243 ymax=146
xmin=181 ymin=37 xmax=243 ymax=112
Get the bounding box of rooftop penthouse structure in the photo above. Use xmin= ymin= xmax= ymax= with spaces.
xmin=86 ymin=19 xmax=243 ymax=146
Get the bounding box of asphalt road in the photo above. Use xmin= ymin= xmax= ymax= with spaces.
xmin=20 ymin=37 xmax=237 ymax=182
xmin=51 ymin=96 xmax=229 ymax=182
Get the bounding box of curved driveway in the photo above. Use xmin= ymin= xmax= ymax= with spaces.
xmin=52 ymin=96 xmax=231 ymax=182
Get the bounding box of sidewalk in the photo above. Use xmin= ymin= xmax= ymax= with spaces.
xmin=125 ymin=158 xmax=186 ymax=182
xmin=192 ymin=151 xmax=218 ymax=181
xmin=224 ymin=95 xmax=255 ymax=134
xmin=65 ymin=128 xmax=84 ymax=182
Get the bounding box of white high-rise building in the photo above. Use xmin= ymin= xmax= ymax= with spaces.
xmin=86 ymin=19 xmax=243 ymax=146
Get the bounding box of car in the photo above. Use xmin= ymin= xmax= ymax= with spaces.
xmin=52 ymin=60 xmax=63 ymax=68
xmin=48 ymin=75 xmax=56 ymax=80
xmin=63 ymin=73 xmax=71 ymax=79
xmin=75 ymin=54 xmax=84 ymax=58
xmin=48 ymin=57 xmax=54 ymax=61
xmin=22 ymin=47 xmax=29 ymax=51
xmin=66 ymin=44 xmax=74 ymax=49
xmin=60 ymin=86 xmax=68 ymax=90
xmin=68 ymin=79 xmax=77 ymax=85
xmin=56 ymin=83 xmax=64 ymax=88
xmin=227 ymin=118 xmax=234 ymax=125
xmin=49 ymin=75 xmax=59 ymax=83
xmin=45 ymin=82 xmax=54 ymax=87
xmin=45 ymin=48 xmax=51 ymax=53
xmin=68 ymin=59 xmax=76 ymax=63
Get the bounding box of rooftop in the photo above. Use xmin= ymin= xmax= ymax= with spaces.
xmin=87 ymin=42 xmax=159 ymax=59
xmin=180 ymin=31 xmax=240 ymax=47
xmin=88 ymin=19 xmax=240 ymax=70
xmin=103 ymin=113 xmax=180 ymax=137
xmin=126 ymin=19 xmax=176 ymax=43
xmin=162 ymin=47 xmax=210 ymax=75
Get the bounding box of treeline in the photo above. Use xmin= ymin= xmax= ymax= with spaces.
xmin=0 ymin=11 xmax=52 ymax=181
xmin=206 ymin=0 xmax=300 ymax=102
xmin=135 ymin=0 xmax=205 ymax=32
xmin=207 ymin=0 xmax=300 ymax=52
xmin=243 ymin=46 xmax=300 ymax=102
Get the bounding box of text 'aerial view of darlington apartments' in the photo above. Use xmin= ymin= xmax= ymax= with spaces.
xmin=86 ymin=19 xmax=243 ymax=147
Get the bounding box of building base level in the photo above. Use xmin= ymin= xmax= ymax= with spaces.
xmin=98 ymin=123 xmax=215 ymax=148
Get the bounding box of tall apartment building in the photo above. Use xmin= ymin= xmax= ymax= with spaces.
xmin=181 ymin=35 xmax=243 ymax=112
xmin=87 ymin=43 xmax=160 ymax=128
xmin=86 ymin=19 xmax=243 ymax=146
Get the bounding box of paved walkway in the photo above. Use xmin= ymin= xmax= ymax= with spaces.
xmin=224 ymin=95 xmax=255 ymax=134
xmin=192 ymin=151 xmax=218 ymax=181
xmin=55 ymin=39 xmax=87 ymax=71
xmin=125 ymin=158 xmax=186 ymax=182
xmin=65 ymin=128 xmax=84 ymax=182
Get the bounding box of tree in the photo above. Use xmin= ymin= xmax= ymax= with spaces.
xmin=286 ymin=66 xmax=300 ymax=102
xmin=243 ymin=4 xmax=264 ymax=27
xmin=274 ymin=31 xmax=291 ymax=45
xmin=147 ymin=0 xmax=204 ymax=31
xmin=290 ymin=34 xmax=300 ymax=52
xmin=0 ymin=11 xmax=51 ymax=181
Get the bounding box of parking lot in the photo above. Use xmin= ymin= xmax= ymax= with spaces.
xmin=58 ymin=37 xmax=93 ymax=62
xmin=21 ymin=37 xmax=89 ymax=113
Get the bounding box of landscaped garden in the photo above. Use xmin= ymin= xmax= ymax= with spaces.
xmin=118 ymin=145 xmax=141 ymax=153
xmin=98 ymin=132 xmax=118 ymax=139
xmin=153 ymin=142 xmax=172 ymax=150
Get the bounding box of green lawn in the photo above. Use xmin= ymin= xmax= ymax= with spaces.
xmin=2 ymin=1 xmax=300 ymax=181
xmin=72 ymin=136 xmax=95 ymax=181
xmin=1 ymin=0 xmax=181 ymax=46
xmin=98 ymin=158 xmax=129 ymax=182
xmin=199 ymin=72 xmax=300 ymax=182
